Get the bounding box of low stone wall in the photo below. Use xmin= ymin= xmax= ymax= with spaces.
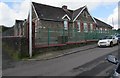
xmin=2 ymin=36 xmax=98 ymax=59
xmin=2 ymin=36 xmax=29 ymax=58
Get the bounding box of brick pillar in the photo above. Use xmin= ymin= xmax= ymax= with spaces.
xmin=93 ymin=23 xmax=96 ymax=31
xmin=80 ymin=22 xmax=83 ymax=32
xmin=87 ymin=23 xmax=90 ymax=32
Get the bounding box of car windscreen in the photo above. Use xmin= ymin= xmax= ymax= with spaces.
xmin=103 ymin=36 xmax=112 ymax=39
xmin=117 ymin=35 xmax=120 ymax=37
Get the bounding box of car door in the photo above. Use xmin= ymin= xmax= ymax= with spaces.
xmin=115 ymin=36 xmax=118 ymax=44
xmin=112 ymin=36 xmax=117 ymax=44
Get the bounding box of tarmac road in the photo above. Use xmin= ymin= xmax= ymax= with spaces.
xmin=2 ymin=45 xmax=119 ymax=76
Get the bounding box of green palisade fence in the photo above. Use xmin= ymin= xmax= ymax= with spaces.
xmin=35 ymin=28 xmax=118 ymax=46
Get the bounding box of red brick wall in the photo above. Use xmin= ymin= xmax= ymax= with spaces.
xmin=87 ymin=22 xmax=90 ymax=31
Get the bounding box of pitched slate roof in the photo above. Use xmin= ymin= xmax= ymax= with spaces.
xmin=32 ymin=2 xmax=86 ymax=21
xmin=94 ymin=18 xmax=113 ymax=28
xmin=32 ymin=2 xmax=73 ymax=21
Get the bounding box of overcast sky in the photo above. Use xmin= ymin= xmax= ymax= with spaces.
xmin=0 ymin=0 xmax=119 ymax=29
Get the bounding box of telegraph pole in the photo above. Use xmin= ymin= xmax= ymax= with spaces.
xmin=118 ymin=1 xmax=120 ymax=60
xmin=29 ymin=0 xmax=32 ymax=58
xmin=112 ymin=17 xmax=114 ymax=29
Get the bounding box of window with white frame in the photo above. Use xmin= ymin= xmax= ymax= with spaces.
xmin=35 ymin=20 xmax=38 ymax=27
xmin=64 ymin=20 xmax=68 ymax=30
xmin=90 ymin=23 xmax=93 ymax=32
xmin=105 ymin=28 xmax=107 ymax=31
xmin=77 ymin=21 xmax=81 ymax=32
xmin=96 ymin=27 xmax=98 ymax=30
xmin=96 ymin=27 xmax=98 ymax=32
xmin=100 ymin=28 xmax=102 ymax=33
xmin=83 ymin=23 xmax=88 ymax=32
xmin=35 ymin=20 xmax=38 ymax=33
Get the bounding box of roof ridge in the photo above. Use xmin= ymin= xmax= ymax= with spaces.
xmin=32 ymin=2 xmax=87 ymax=21
xmin=72 ymin=6 xmax=86 ymax=20
xmin=73 ymin=6 xmax=85 ymax=12
xmin=32 ymin=1 xmax=84 ymax=12
xmin=32 ymin=2 xmax=73 ymax=11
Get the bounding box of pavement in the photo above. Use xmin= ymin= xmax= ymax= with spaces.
xmin=26 ymin=44 xmax=97 ymax=61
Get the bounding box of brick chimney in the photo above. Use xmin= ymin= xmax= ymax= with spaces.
xmin=62 ymin=5 xmax=67 ymax=10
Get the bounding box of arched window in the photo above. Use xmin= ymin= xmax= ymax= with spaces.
xmin=100 ymin=28 xmax=103 ymax=33
xmin=77 ymin=21 xmax=81 ymax=32
xmin=83 ymin=23 xmax=88 ymax=32
xmin=90 ymin=23 xmax=93 ymax=32
xmin=64 ymin=20 xmax=68 ymax=30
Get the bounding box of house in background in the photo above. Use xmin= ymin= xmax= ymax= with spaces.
xmin=14 ymin=19 xmax=28 ymax=37
xmin=14 ymin=20 xmax=24 ymax=36
xmin=94 ymin=18 xmax=113 ymax=33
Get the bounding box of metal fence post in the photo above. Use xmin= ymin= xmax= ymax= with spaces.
xmin=118 ymin=42 xmax=120 ymax=60
xmin=75 ymin=28 xmax=77 ymax=42
xmin=63 ymin=28 xmax=65 ymax=36
xmin=48 ymin=28 xmax=50 ymax=45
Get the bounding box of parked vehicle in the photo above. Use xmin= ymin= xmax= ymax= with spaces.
xmin=98 ymin=35 xmax=118 ymax=47
xmin=116 ymin=34 xmax=120 ymax=43
xmin=106 ymin=55 xmax=120 ymax=78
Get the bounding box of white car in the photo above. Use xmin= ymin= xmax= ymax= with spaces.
xmin=98 ymin=35 xmax=118 ymax=47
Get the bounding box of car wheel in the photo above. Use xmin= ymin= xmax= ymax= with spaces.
xmin=110 ymin=42 xmax=113 ymax=47
xmin=98 ymin=46 xmax=101 ymax=48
